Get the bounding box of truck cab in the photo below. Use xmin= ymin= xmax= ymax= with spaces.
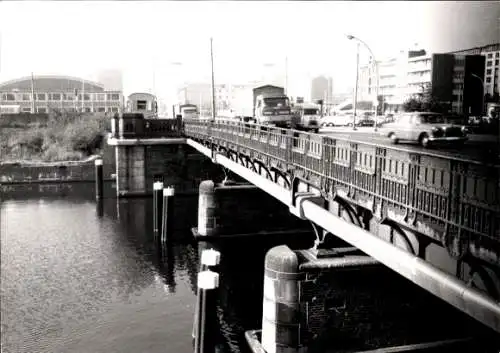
xmin=254 ymin=95 xmax=292 ymax=128
xmin=291 ymin=102 xmax=321 ymax=132
xmin=176 ymin=104 xmax=199 ymax=119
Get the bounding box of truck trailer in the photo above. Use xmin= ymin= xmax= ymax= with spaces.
xmin=252 ymin=85 xmax=292 ymax=128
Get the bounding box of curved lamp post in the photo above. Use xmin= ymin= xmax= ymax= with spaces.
xmin=347 ymin=34 xmax=380 ymax=131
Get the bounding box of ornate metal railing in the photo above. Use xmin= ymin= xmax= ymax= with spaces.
xmin=109 ymin=114 xmax=183 ymax=139
xmin=183 ymin=119 xmax=500 ymax=270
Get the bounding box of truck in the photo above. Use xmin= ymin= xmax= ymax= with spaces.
xmin=291 ymin=102 xmax=321 ymax=133
xmin=252 ymin=85 xmax=292 ymax=128
xmin=173 ymin=103 xmax=199 ymax=119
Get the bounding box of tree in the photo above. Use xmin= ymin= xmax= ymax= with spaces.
xmin=402 ymin=83 xmax=448 ymax=113
xmin=402 ymin=97 xmax=423 ymax=112
xmin=377 ymin=95 xmax=385 ymax=115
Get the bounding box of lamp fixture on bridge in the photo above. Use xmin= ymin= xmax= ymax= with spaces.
xmin=346 ymin=34 xmax=380 ymax=131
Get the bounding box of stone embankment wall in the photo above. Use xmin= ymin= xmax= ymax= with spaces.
xmin=0 ymin=134 xmax=116 ymax=184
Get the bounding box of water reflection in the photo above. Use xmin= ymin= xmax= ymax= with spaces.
xmin=1 ymin=186 xmax=201 ymax=353
xmin=1 ymin=183 xmax=317 ymax=353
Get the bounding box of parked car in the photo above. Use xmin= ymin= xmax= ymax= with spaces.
xmin=356 ymin=117 xmax=375 ymax=127
xmin=380 ymin=112 xmax=468 ymax=148
xmin=320 ymin=115 xmax=337 ymax=127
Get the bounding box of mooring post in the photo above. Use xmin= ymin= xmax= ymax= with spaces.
xmin=197 ymin=180 xmax=218 ymax=237
xmin=95 ymin=158 xmax=104 ymax=201
xmin=194 ymin=268 xmax=219 ymax=353
xmin=153 ymin=181 xmax=164 ymax=239
xmin=161 ymin=186 xmax=175 ymax=244
xmin=192 ymin=249 xmax=221 ymax=347
xmin=262 ymin=245 xmax=304 ymax=353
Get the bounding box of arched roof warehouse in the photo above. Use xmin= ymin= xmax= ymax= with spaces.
xmin=0 ymin=75 xmax=105 ymax=92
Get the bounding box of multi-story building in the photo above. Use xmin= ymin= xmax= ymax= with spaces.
xmin=178 ymin=82 xmax=256 ymax=116
xmin=449 ymin=43 xmax=500 ymax=98
xmin=358 ymin=45 xmax=492 ymax=114
xmin=310 ymin=76 xmax=333 ymax=103
xmin=0 ymin=75 xmax=123 ymax=114
xmin=431 ymin=53 xmax=485 ymax=115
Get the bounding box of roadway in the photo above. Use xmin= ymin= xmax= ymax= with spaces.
xmin=318 ymin=127 xmax=499 ymax=165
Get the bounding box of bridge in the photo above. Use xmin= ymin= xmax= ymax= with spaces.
xmin=107 ymin=114 xmax=500 ymax=335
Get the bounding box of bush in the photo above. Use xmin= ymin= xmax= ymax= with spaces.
xmin=0 ymin=111 xmax=108 ymax=162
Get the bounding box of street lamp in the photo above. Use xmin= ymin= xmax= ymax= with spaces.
xmin=347 ymin=34 xmax=380 ymax=131
xmin=470 ymin=73 xmax=485 ymax=116
xmin=210 ymin=37 xmax=216 ymax=121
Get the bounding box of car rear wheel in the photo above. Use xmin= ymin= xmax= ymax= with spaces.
xmin=419 ymin=133 xmax=430 ymax=148
xmin=389 ymin=132 xmax=399 ymax=144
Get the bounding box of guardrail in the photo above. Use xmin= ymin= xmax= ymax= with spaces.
xmin=110 ymin=114 xmax=182 ymax=139
xmin=107 ymin=115 xmax=499 ymax=267
xmin=184 ymin=118 xmax=500 ymax=268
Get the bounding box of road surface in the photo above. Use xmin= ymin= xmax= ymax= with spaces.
xmin=319 ymin=127 xmax=499 ymax=165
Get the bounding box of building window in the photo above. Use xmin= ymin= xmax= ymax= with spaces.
xmin=487 ymin=61 xmax=492 ymax=67
xmin=63 ymin=93 xmax=74 ymax=101
xmin=96 ymin=93 xmax=105 ymax=101
xmin=83 ymin=94 xmax=90 ymax=101
xmin=22 ymin=93 xmax=31 ymax=101
xmin=51 ymin=93 xmax=62 ymax=101
xmin=487 ymin=53 xmax=493 ymax=58
xmin=111 ymin=107 xmax=119 ymax=113
xmin=37 ymin=107 xmax=47 ymax=113
xmin=487 ymin=69 xmax=492 ymax=75
xmin=106 ymin=93 xmax=120 ymax=101
xmin=37 ymin=93 xmax=46 ymax=101
xmin=2 ymin=93 xmax=15 ymax=101
xmin=496 ymin=60 xmax=499 ymax=66
xmin=486 ymin=77 xmax=492 ymax=83
xmin=97 ymin=107 xmax=106 ymax=112
xmin=22 ymin=107 xmax=32 ymax=113
xmin=84 ymin=107 xmax=91 ymax=112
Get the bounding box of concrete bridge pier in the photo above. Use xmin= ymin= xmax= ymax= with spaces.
xmin=192 ymin=179 xmax=314 ymax=244
xmin=115 ymin=145 xmax=147 ymax=197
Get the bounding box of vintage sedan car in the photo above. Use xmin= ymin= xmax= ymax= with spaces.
xmin=356 ymin=117 xmax=375 ymax=127
xmin=381 ymin=112 xmax=468 ymax=148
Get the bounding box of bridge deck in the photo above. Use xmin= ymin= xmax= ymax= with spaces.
xmin=108 ymin=117 xmax=500 ymax=332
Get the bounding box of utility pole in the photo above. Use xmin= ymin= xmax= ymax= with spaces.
xmin=353 ymin=42 xmax=360 ymax=130
xmin=210 ymin=37 xmax=216 ymax=120
xmin=285 ymin=56 xmax=288 ymax=95
xmin=31 ymin=72 xmax=36 ymax=113
xmin=81 ymin=79 xmax=85 ymax=112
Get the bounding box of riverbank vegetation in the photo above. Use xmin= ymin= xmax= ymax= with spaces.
xmin=0 ymin=111 xmax=109 ymax=163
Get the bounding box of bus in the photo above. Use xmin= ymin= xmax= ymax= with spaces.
xmin=126 ymin=93 xmax=158 ymax=119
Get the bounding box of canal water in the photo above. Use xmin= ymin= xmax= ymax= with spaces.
xmin=1 ymin=183 xmax=498 ymax=353
xmin=1 ymin=183 xmax=275 ymax=353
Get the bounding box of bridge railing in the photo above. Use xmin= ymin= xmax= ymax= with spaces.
xmin=109 ymin=114 xmax=183 ymax=139
xmin=183 ymin=118 xmax=500 ymax=268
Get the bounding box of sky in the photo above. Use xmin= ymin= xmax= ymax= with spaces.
xmin=0 ymin=1 xmax=499 ymax=100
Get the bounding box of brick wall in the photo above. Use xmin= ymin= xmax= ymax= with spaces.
xmin=299 ymin=262 xmax=487 ymax=352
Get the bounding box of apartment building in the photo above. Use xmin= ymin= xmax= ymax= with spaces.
xmin=0 ymin=75 xmax=123 ymax=114
xmin=358 ymin=44 xmax=495 ymax=113
xmin=178 ymin=82 xmax=255 ymax=115
xmin=451 ymin=43 xmax=500 ymax=97
xmin=310 ymin=76 xmax=334 ymax=103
